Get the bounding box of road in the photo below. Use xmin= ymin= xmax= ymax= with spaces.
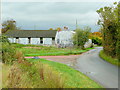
xmin=73 ymin=47 xmax=119 ymax=88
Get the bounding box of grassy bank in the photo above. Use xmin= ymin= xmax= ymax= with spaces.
xmin=99 ymin=50 xmax=120 ymax=66
xmin=13 ymin=43 xmax=93 ymax=56
xmin=2 ymin=43 xmax=102 ymax=88
xmin=2 ymin=59 xmax=102 ymax=88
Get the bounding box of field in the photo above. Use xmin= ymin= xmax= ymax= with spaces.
xmin=12 ymin=43 xmax=93 ymax=56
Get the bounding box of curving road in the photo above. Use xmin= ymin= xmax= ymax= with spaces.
xmin=73 ymin=47 xmax=119 ymax=88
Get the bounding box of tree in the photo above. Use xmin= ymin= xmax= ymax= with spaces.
xmin=90 ymin=32 xmax=102 ymax=45
xmin=0 ymin=35 xmax=10 ymax=43
xmin=2 ymin=19 xmax=20 ymax=33
xmin=73 ymin=26 xmax=91 ymax=49
xmin=56 ymin=27 xmax=62 ymax=32
xmin=96 ymin=2 xmax=120 ymax=58
xmin=49 ymin=28 xmax=53 ymax=30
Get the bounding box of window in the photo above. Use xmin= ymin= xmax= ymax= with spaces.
xmin=16 ymin=37 xmax=19 ymax=43
xmin=52 ymin=37 xmax=55 ymax=44
xmin=16 ymin=37 xmax=19 ymax=39
xmin=40 ymin=37 xmax=43 ymax=44
xmin=28 ymin=37 xmax=31 ymax=44
xmin=52 ymin=37 xmax=55 ymax=41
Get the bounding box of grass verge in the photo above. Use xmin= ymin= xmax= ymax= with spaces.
xmin=26 ymin=58 xmax=102 ymax=88
xmin=2 ymin=59 xmax=102 ymax=88
xmin=99 ymin=50 xmax=120 ymax=66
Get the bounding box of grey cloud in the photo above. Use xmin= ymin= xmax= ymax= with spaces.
xmin=2 ymin=2 xmax=114 ymax=31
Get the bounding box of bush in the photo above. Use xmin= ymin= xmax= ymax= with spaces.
xmin=0 ymin=35 xmax=10 ymax=43
xmin=2 ymin=43 xmax=17 ymax=64
xmin=1 ymin=35 xmax=24 ymax=64
xmin=73 ymin=27 xmax=91 ymax=49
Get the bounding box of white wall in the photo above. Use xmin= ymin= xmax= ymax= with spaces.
xmin=8 ymin=38 xmax=16 ymax=43
xmin=8 ymin=37 xmax=53 ymax=45
xmin=43 ymin=38 xmax=52 ymax=45
xmin=19 ymin=38 xmax=28 ymax=44
xmin=31 ymin=38 xmax=40 ymax=45
xmin=55 ymin=31 xmax=74 ymax=46
xmin=84 ymin=39 xmax=92 ymax=48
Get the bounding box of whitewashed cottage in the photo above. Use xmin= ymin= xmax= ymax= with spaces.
xmin=5 ymin=30 xmax=57 ymax=45
xmin=55 ymin=30 xmax=75 ymax=47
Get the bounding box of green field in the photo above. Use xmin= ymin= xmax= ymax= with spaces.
xmin=99 ymin=50 xmax=120 ymax=66
xmin=13 ymin=43 xmax=93 ymax=56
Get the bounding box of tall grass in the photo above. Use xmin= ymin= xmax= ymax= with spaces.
xmin=2 ymin=59 xmax=102 ymax=88
xmin=3 ymin=60 xmax=65 ymax=88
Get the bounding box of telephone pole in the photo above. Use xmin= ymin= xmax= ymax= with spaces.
xmin=76 ymin=19 xmax=78 ymax=29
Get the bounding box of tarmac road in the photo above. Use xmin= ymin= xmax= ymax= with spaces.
xmin=73 ymin=47 xmax=119 ymax=88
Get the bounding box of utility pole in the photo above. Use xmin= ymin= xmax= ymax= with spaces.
xmin=76 ymin=19 xmax=78 ymax=30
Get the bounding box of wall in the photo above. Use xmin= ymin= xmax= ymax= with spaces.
xmin=43 ymin=38 xmax=52 ymax=45
xmin=8 ymin=37 xmax=53 ymax=45
xmin=31 ymin=38 xmax=40 ymax=45
xmin=19 ymin=38 xmax=28 ymax=44
xmin=84 ymin=39 xmax=92 ymax=48
xmin=55 ymin=31 xmax=74 ymax=47
xmin=8 ymin=38 xmax=16 ymax=43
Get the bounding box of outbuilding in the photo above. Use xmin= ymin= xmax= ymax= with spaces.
xmin=5 ymin=30 xmax=57 ymax=45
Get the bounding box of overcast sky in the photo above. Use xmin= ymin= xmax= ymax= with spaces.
xmin=2 ymin=0 xmax=118 ymax=32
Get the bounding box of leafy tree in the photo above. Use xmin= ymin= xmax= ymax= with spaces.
xmin=90 ymin=32 xmax=102 ymax=45
xmin=2 ymin=19 xmax=20 ymax=33
xmin=97 ymin=2 xmax=120 ymax=58
xmin=56 ymin=27 xmax=62 ymax=32
xmin=73 ymin=26 xmax=91 ymax=49
xmin=0 ymin=35 xmax=10 ymax=43
xmin=49 ymin=28 xmax=53 ymax=30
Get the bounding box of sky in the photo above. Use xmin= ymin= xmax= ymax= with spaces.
xmin=1 ymin=0 xmax=119 ymax=32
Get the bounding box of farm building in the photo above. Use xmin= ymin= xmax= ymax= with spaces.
xmin=55 ymin=30 xmax=75 ymax=47
xmin=5 ymin=29 xmax=92 ymax=48
xmin=5 ymin=30 xmax=57 ymax=45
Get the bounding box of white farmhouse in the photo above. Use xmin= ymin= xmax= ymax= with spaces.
xmin=5 ymin=30 xmax=57 ymax=45
xmin=55 ymin=30 xmax=75 ymax=47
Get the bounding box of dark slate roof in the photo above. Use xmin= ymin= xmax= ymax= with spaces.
xmin=5 ymin=30 xmax=57 ymax=38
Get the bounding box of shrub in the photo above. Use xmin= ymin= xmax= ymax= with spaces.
xmin=1 ymin=35 xmax=24 ymax=64
xmin=73 ymin=27 xmax=91 ymax=49
xmin=0 ymin=35 xmax=10 ymax=43
xmin=2 ymin=43 xmax=17 ymax=64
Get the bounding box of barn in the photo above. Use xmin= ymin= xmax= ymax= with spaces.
xmin=5 ymin=30 xmax=57 ymax=45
